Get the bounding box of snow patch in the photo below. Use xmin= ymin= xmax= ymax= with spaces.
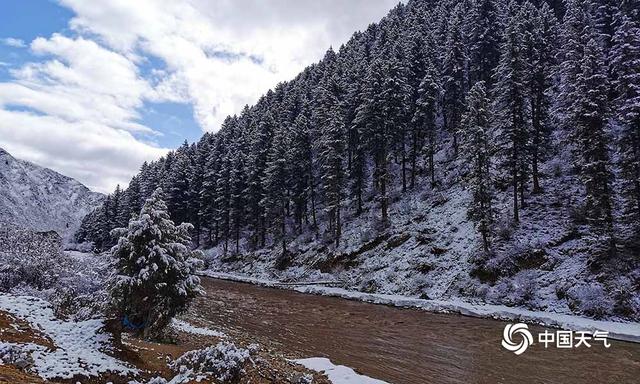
xmin=171 ymin=319 xmax=226 ymax=338
xmin=0 ymin=294 xmax=137 ymax=379
xmin=294 ymin=357 xmax=388 ymax=384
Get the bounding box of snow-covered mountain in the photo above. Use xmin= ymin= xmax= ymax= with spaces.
xmin=0 ymin=147 xmax=104 ymax=238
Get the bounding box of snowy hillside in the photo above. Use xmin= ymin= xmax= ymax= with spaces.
xmin=76 ymin=0 xmax=639 ymax=321
xmin=0 ymin=147 xmax=103 ymax=238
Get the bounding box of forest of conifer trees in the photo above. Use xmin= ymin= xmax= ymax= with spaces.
xmin=77 ymin=0 xmax=639 ymax=286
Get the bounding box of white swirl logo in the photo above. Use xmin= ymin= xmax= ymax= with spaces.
xmin=502 ymin=323 xmax=533 ymax=355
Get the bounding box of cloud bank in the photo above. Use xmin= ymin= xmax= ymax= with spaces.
xmin=0 ymin=0 xmax=399 ymax=193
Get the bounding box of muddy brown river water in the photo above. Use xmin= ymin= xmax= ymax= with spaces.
xmin=195 ymin=278 xmax=639 ymax=384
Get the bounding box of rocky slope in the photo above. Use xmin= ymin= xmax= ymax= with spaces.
xmin=0 ymin=148 xmax=103 ymax=238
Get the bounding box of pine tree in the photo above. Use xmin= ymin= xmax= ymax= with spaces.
xmin=492 ymin=3 xmax=529 ymax=223
xmin=315 ymin=79 xmax=345 ymax=245
xmin=412 ymin=60 xmax=440 ymax=187
xmin=524 ymin=2 xmax=557 ymax=193
xmin=442 ymin=4 xmax=467 ymax=155
xmin=572 ymin=37 xmax=615 ymax=234
xmin=188 ymin=137 xmax=211 ymax=246
xmin=110 ymin=188 xmax=203 ymax=340
xmin=611 ymin=0 xmax=640 ymax=228
xmin=166 ymin=142 xmax=192 ymax=225
xmin=262 ymin=126 xmax=290 ymax=261
xmin=557 ymin=0 xmax=591 ymax=121
xmin=120 ymin=176 xmax=142 ymax=227
xmin=466 ymin=0 xmax=503 ymax=87
xmin=201 ymin=146 xmax=221 ymax=246
xmin=460 ymin=81 xmax=494 ymax=252
xmin=245 ymin=113 xmax=274 ymax=247
xmin=289 ymin=112 xmax=314 ymax=230
xmin=229 ymin=145 xmax=247 ymax=254
xmin=215 ymin=151 xmax=232 ymax=254
xmin=355 ymin=59 xmax=390 ymax=221
xmin=384 ymin=44 xmax=412 ymax=193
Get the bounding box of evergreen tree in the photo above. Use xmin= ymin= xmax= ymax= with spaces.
xmin=166 ymin=142 xmax=192 ymax=225
xmin=229 ymin=145 xmax=247 ymax=254
xmin=466 ymin=0 xmax=503 ymax=87
xmin=573 ymin=37 xmax=615 ymax=229
xmin=460 ymin=81 xmax=495 ymax=252
xmin=201 ymin=145 xmax=221 ymax=245
xmin=110 ymin=188 xmax=203 ymax=340
xmin=215 ymin=151 xmax=232 ymax=254
xmin=611 ymin=0 xmax=640 ymax=227
xmin=315 ymin=80 xmax=345 ymax=245
xmin=523 ymin=2 xmax=557 ymax=193
xmin=492 ymin=3 xmax=529 ymax=223
xmin=262 ymin=126 xmax=290 ymax=260
xmin=355 ymin=59 xmax=390 ymax=221
xmin=442 ymin=4 xmax=467 ymax=155
xmin=412 ymin=60 xmax=440 ymax=187
xmin=245 ymin=113 xmax=274 ymax=247
xmin=289 ymin=112 xmax=314 ymax=229
xmin=384 ymin=44 xmax=413 ymax=192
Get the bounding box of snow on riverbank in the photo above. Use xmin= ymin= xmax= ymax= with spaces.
xmin=294 ymin=357 xmax=388 ymax=384
xmin=201 ymin=271 xmax=640 ymax=343
xmin=171 ymin=318 xmax=227 ymax=338
xmin=0 ymin=294 xmax=136 ymax=380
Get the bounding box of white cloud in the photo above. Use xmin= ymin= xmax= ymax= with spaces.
xmin=59 ymin=0 xmax=400 ymax=131
xmin=1 ymin=0 xmax=399 ymax=193
xmin=0 ymin=34 xmax=168 ymax=193
xmin=0 ymin=109 xmax=166 ymax=193
xmin=1 ymin=37 xmax=26 ymax=48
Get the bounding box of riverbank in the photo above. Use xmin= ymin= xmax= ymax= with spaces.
xmin=0 ymin=293 xmax=331 ymax=383
xmin=201 ymin=270 xmax=640 ymax=343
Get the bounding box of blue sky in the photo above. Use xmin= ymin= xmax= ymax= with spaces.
xmin=0 ymin=0 xmax=202 ymax=149
xmin=0 ymin=0 xmax=399 ymax=193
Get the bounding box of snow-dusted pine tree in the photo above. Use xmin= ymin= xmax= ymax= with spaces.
xmin=442 ymin=4 xmax=467 ymax=155
xmin=572 ymin=37 xmax=615 ymax=236
xmin=460 ymin=81 xmax=495 ymax=252
xmin=492 ymin=3 xmax=529 ymax=223
xmin=611 ymin=0 xmax=640 ymax=230
xmin=262 ymin=125 xmax=290 ymax=261
xmin=315 ymin=77 xmax=345 ymax=245
xmin=110 ymin=188 xmax=203 ymax=340
xmin=522 ymin=1 xmax=558 ymax=193
xmin=412 ymin=59 xmax=440 ymax=187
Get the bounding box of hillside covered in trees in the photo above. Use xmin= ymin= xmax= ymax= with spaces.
xmin=76 ymin=0 xmax=640 ymax=320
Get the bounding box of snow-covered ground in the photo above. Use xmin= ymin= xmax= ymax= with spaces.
xmin=201 ymin=271 xmax=640 ymax=343
xmin=171 ymin=318 xmax=227 ymax=338
xmin=0 ymin=294 xmax=136 ymax=380
xmin=294 ymin=357 xmax=388 ymax=384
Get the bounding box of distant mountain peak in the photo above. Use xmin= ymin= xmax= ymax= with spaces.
xmin=0 ymin=147 xmax=104 ymax=239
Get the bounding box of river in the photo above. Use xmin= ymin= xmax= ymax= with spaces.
xmin=193 ymin=278 xmax=639 ymax=384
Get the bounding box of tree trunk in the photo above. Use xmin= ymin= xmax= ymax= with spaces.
xmin=513 ymin=165 xmax=519 ymax=223
xmin=381 ymin=156 xmax=388 ymax=222
xmin=429 ymin=138 xmax=435 ymax=187
xmin=335 ymin=204 xmax=341 ymax=247
xmin=401 ymin=134 xmax=407 ymax=193
xmin=411 ymin=129 xmax=417 ymax=189
xmin=532 ymin=97 xmax=542 ymax=193
xmin=235 ymin=223 xmax=240 ymax=254
xmin=281 ymin=206 xmax=287 ymax=257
